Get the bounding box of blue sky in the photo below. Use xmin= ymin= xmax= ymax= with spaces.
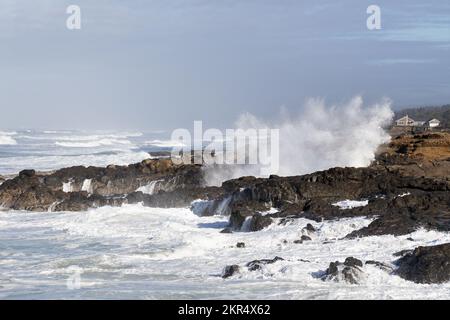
xmin=0 ymin=0 xmax=449 ymax=130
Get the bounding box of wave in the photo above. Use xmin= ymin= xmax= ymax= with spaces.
xmin=0 ymin=151 xmax=151 ymax=175
xmin=20 ymin=132 xmax=143 ymax=141
xmin=43 ymin=130 xmax=73 ymax=134
xmin=0 ymin=131 xmax=17 ymax=145
xmin=145 ymin=140 xmax=186 ymax=148
xmin=204 ymin=96 xmax=394 ymax=185
xmin=55 ymin=138 xmax=133 ymax=148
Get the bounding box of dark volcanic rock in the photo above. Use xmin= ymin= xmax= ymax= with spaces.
xmin=294 ymin=235 xmax=312 ymax=244
xmin=395 ymin=243 xmax=450 ymax=284
xmin=365 ymin=260 xmax=394 ymax=272
xmin=246 ymin=256 xmax=284 ymax=271
xmin=0 ymin=159 xmax=209 ymax=211
xmin=344 ymin=257 xmax=363 ymax=267
xmin=19 ymin=169 xmax=36 ymax=178
xmin=301 ymin=235 xmax=312 ymax=241
xmin=346 ymin=191 xmax=450 ymax=238
xmin=393 ymin=249 xmax=413 ymax=257
xmin=236 ymin=242 xmax=245 ymax=248
xmin=321 ymin=257 xmax=364 ymax=284
xmin=136 ymin=187 xmax=224 ymax=209
xmin=304 ymin=223 xmax=316 ymax=233
xmin=227 ymin=200 xmax=272 ymax=231
xmin=222 ymin=265 xmax=240 ymax=278
xmin=247 ymin=213 xmax=273 ymax=232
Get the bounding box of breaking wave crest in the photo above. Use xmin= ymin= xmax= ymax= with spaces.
xmin=0 ymin=131 xmax=17 ymax=145
xmin=204 ymin=96 xmax=394 ymax=185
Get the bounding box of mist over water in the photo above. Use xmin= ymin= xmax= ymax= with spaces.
xmin=204 ymin=96 xmax=394 ymax=185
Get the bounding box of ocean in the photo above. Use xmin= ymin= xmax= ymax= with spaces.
xmin=1 ymin=130 xmax=450 ymax=299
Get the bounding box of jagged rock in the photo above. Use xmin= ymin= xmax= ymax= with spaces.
xmin=220 ymin=228 xmax=233 ymax=234
xmin=343 ymin=257 xmax=363 ymax=267
xmin=222 ymin=265 xmax=240 ymax=278
xmin=346 ymin=191 xmax=450 ymax=237
xmin=0 ymin=159 xmax=207 ymax=211
xmin=246 ymin=256 xmax=284 ymax=271
xmin=248 ymin=213 xmax=272 ymax=232
xmin=19 ymin=169 xmax=36 ymax=178
xmin=393 ymin=249 xmax=413 ymax=257
xmin=365 ymin=260 xmax=394 ymax=272
xmin=136 ymin=187 xmax=224 ymax=209
xmin=304 ymin=223 xmax=316 ymax=233
xmin=294 ymin=235 xmax=312 ymax=244
xmin=321 ymin=257 xmax=364 ymax=284
xmin=227 ymin=201 xmax=271 ymax=231
xmin=395 ymin=243 xmax=450 ymax=284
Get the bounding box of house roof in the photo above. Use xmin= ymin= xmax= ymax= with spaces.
xmin=396 ymin=115 xmax=414 ymax=122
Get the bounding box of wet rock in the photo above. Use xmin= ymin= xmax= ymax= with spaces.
xmin=227 ymin=200 xmax=271 ymax=230
xmin=19 ymin=169 xmax=35 ymax=178
xmin=247 ymin=213 xmax=272 ymax=232
xmin=344 ymin=257 xmax=363 ymax=268
xmin=395 ymin=243 xmax=450 ymax=284
xmin=0 ymin=159 xmax=208 ymax=211
xmin=365 ymin=260 xmax=394 ymax=272
xmin=222 ymin=265 xmax=240 ymax=278
xmin=345 ymin=191 xmax=450 ymax=238
xmin=304 ymin=223 xmax=316 ymax=233
xmin=220 ymin=228 xmax=233 ymax=234
xmin=393 ymin=249 xmax=413 ymax=257
xmin=246 ymin=256 xmax=284 ymax=271
xmin=294 ymin=235 xmax=312 ymax=244
xmin=138 ymin=187 xmax=223 ymax=209
xmin=301 ymin=235 xmax=312 ymax=241
xmin=321 ymin=257 xmax=364 ymax=284
xmin=236 ymin=242 xmax=245 ymax=248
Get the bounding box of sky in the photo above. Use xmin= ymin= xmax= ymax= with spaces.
xmin=0 ymin=0 xmax=449 ymax=131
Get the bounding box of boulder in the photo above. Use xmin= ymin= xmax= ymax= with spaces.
xmin=395 ymin=243 xmax=450 ymax=284
xmin=321 ymin=257 xmax=364 ymax=284
xmin=246 ymin=256 xmax=284 ymax=271
xmin=236 ymin=242 xmax=245 ymax=248
xmin=221 ymin=265 xmax=240 ymax=279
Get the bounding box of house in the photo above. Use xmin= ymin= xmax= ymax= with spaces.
xmin=427 ymin=118 xmax=440 ymax=128
xmin=395 ymin=115 xmax=416 ymax=127
xmin=395 ymin=115 xmax=441 ymax=129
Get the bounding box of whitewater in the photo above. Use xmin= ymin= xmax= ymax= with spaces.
xmin=0 ymin=130 xmax=174 ymax=176
xmin=2 ymin=204 xmax=450 ymax=299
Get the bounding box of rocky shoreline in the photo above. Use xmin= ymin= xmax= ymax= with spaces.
xmin=1 ymin=131 xmax=449 ymax=285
